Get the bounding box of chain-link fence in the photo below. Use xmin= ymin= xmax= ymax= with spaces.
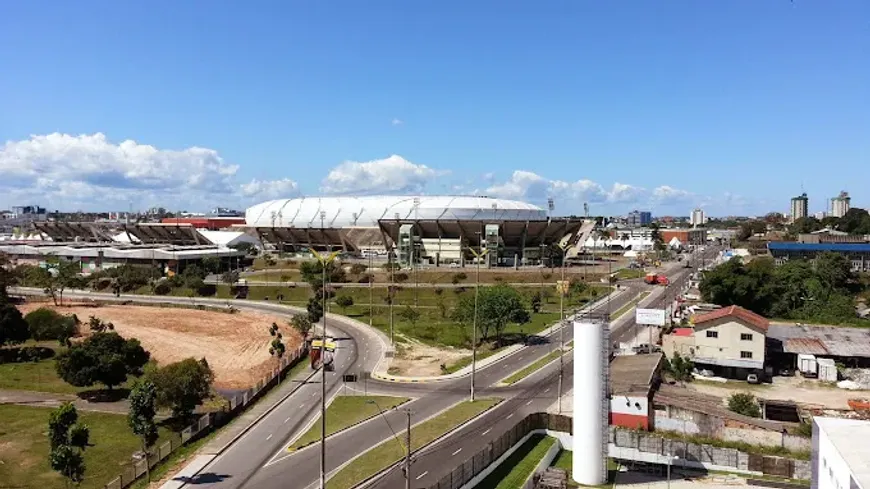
xmin=103 ymin=344 xmax=308 ymax=489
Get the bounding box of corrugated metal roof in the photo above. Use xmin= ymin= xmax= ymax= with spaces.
xmin=784 ymin=338 xmax=829 ymax=355
xmin=770 ymin=324 xmax=870 ymax=358
xmin=768 ymin=242 xmax=870 ymax=252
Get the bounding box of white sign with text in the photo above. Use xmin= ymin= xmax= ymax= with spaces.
xmin=635 ymin=308 xmax=666 ymax=326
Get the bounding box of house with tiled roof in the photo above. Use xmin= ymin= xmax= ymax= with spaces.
xmin=663 ymin=305 xmax=769 ymax=380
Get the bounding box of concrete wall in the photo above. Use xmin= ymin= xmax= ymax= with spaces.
xmin=694 ymin=318 xmax=766 ymax=365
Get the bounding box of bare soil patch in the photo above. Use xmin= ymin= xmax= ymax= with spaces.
xmin=18 ymin=303 xmax=301 ymax=390
xmin=388 ymin=337 xmax=470 ymax=377
xmin=688 ymin=375 xmax=865 ymax=410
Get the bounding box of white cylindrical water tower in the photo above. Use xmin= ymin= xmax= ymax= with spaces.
xmin=572 ymin=320 xmax=610 ymax=486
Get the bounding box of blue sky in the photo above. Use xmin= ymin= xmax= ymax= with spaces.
xmin=1 ymin=1 xmax=867 ymax=216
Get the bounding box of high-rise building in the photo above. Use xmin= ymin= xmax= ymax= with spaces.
xmin=627 ymin=210 xmax=652 ymax=228
xmin=690 ymin=208 xmax=706 ymax=227
xmin=831 ymin=191 xmax=851 ymax=218
xmin=790 ymin=193 xmax=809 ymax=222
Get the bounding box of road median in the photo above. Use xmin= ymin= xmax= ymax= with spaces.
xmin=499 ymin=348 xmax=571 ymax=385
xmin=326 ymin=398 xmax=501 ymax=489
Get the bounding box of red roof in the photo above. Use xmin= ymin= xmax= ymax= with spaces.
xmin=673 ymin=328 xmax=694 ymax=337
xmin=693 ymin=305 xmax=770 ymax=332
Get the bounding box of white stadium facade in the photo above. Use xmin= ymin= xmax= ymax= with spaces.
xmin=246 ymin=195 xmax=593 ymax=267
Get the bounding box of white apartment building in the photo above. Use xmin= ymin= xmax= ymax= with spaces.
xmin=812 ymin=417 xmax=870 ymax=489
xmin=690 ymin=208 xmax=706 ymax=226
xmin=791 ymin=193 xmax=809 ymax=222
xmin=831 ymin=191 xmax=851 ymax=218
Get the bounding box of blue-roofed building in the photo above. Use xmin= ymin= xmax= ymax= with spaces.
xmin=767 ymin=242 xmax=870 ymax=272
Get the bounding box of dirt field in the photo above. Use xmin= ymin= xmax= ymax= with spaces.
xmin=389 ymin=337 xmax=470 ymax=377
xmin=688 ymin=375 xmax=869 ymax=410
xmin=19 ymin=303 xmax=302 ymax=390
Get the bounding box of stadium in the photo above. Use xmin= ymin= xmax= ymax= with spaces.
xmin=245 ymin=195 xmax=594 ymax=267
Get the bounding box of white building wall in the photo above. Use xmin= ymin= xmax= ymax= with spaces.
xmin=610 ymin=395 xmax=649 ymax=416
xmin=815 ymin=425 xmax=853 ymax=489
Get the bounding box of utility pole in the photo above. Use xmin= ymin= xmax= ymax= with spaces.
xmin=369 ymin=252 xmax=373 ymax=328
xmin=389 ymin=247 xmax=395 ymax=345
xmin=558 ymin=242 xmax=568 ymax=414
xmin=405 ymin=410 xmax=412 ymax=489
xmin=312 ymin=241 xmax=338 ymax=489
xmin=468 ymin=230 xmax=488 ymax=402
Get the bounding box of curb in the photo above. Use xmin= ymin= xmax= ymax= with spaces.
xmin=496 ymin=346 xmax=574 ymax=386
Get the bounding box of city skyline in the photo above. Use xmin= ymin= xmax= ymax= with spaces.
xmin=1 ymin=1 xmax=867 ymax=215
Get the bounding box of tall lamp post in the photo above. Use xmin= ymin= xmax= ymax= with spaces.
xmin=311 ymin=247 xmax=339 ymax=489
xmin=366 ymin=400 xmax=412 ymax=489
xmin=556 ymin=240 xmax=570 ymax=414
xmin=467 ymin=230 xmax=489 ymax=402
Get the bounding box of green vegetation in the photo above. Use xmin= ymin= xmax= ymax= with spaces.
xmin=789 ymin=208 xmax=870 ymax=236
xmin=288 ymin=395 xmax=410 ymax=451
xmin=655 ymin=429 xmax=810 ymax=460
xmin=611 ymin=291 xmax=650 ymax=320
xmin=56 ymin=331 xmax=150 ymax=390
xmin=0 ymin=404 xmax=170 ymax=489
xmin=614 ymin=268 xmax=645 ymax=280
xmin=476 ymin=434 xmax=555 ymax=489
xmin=664 ymin=352 xmax=694 ymax=382
xmin=440 ymin=346 xmax=509 ymax=374
xmin=550 ymin=451 xmax=619 ymax=488
xmin=502 ymin=349 xmax=566 ymax=385
xmin=326 ymin=398 xmax=500 ymax=489
xmin=146 ymin=358 xmax=215 ymax=418
xmin=727 ymin=392 xmax=761 ymax=418
xmin=0 ymin=342 xmax=92 ymax=393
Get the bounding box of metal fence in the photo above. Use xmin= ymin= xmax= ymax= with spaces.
xmin=103 ymin=344 xmax=308 ymax=489
xmin=424 ymin=413 xmax=810 ymax=489
xmin=425 ymin=413 xmax=572 ymax=489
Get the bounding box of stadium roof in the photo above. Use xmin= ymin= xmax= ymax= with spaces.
xmin=768 ymin=242 xmax=870 ymax=252
xmin=245 ymin=195 xmax=546 ymax=228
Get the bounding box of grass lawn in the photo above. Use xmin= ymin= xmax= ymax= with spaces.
xmin=476 ymin=434 xmax=555 ymax=489
xmin=441 ymin=345 xmax=508 ymax=374
xmin=326 ymin=398 xmax=501 ymax=489
xmin=501 ymin=349 xmax=568 ymax=385
xmin=551 ymin=450 xmax=619 ymax=488
xmin=288 ymin=395 xmax=410 ymax=451
xmin=614 ymin=268 xmax=646 ymax=280
xmin=611 ymin=291 xmax=651 ymax=320
xmin=0 ymin=404 xmax=172 ymax=489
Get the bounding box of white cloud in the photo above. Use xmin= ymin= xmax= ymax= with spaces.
xmin=320 ymin=155 xmax=444 ymax=195
xmin=0 ymin=132 xmax=304 ymax=210
xmin=391 ymin=118 xmax=404 ymax=126
xmin=239 ymin=178 xmax=299 ymax=199
xmin=652 ymin=185 xmax=694 ymax=203
xmin=485 ymin=171 xmax=649 ymax=205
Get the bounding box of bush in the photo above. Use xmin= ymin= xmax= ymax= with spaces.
xmin=0 ymin=303 xmax=29 ymax=347
xmin=152 ymin=281 xmax=172 ymax=295
xmin=451 ymin=272 xmax=467 ymax=284
xmin=358 ymin=274 xmax=374 ymax=284
xmin=382 ymin=262 xmax=400 ymax=271
xmin=394 ymin=272 xmax=409 ymax=283
xmin=728 ymin=392 xmax=761 ymax=418
xmin=55 ymin=332 xmax=150 ymax=390
xmin=25 ymin=308 xmax=78 ymax=346
xmin=349 ymin=263 xmax=367 ymax=275
xmin=147 ymin=358 xmax=214 ymax=418
xmin=335 ymin=295 xmax=354 ymax=310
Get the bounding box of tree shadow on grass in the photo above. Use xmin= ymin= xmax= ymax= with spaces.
xmin=76 ymin=387 xmax=130 ymax=403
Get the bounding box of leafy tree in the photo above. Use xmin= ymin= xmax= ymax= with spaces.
xmin=530 ymin=292 xmax=542 ymax=314
xmin=0 ymin=252 xmax=15 ymax=303
xmin=0 ymin=303 xmax=29 ymax=347
xmin=307 ymin=297 xmax=324 ymax=324
xmin=453 ymin=285 xmax=530 ymax=344
xmin=87 ymin=315 xmax=114 ymax=333
xmin=55 ymin=332 xmax=150 ymax=390
xmin=335 ymin=295 xmax=354 ymax=312
xmin=838 ymin=208 xmax=870 ymax=235
xmin=349 ymin=263 xmax=367 ymax=275
xmin=128 ymin=380 xmax=159 ymax=483
xmin=201 ymin=257 xmax=222 ymax=275
xmin=269 ymin=337 xmax=286 ymax=358
xmin=221 ymin=270 xmax=240 ymax=286
xmin=666 ymin=352 xmax=694 ymax=382
xmin=229 ymin=241 xmax=257 ymax=255
xmin=398 ymin=306 xmax=420 ymax=329
xmin=25 ymin=308 xmax=78 ymax=346
xmin=37 ymin=258 xmax=85 ymax=306
xmin=790 ymin=217 xmax=822 ymax=235
xmin=650 ymin=223 xmax=665 ymax=251
xmin=728 ymin=392 xmax=761 ymax=418
xmin=147 ymin=358 xmax=214 ymax=418
xmin=289 ymin=314 xmax=313 ymax=338
xmin=48 ymin=402 xmax=89 ymax=487
xmin=394 ymin=272 xmax=409 ymax=283
xmin=451 ymin=272 xmax=467 ymax=285
xmin=299 ymin=260 xmax=346 ymax=287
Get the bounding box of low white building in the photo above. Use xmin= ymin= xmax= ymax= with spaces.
xmin=812 ymin=417 xmax=870 ymax=489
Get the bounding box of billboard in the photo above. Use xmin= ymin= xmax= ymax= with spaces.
xmin=635 ymin=308 xmax=666 ymax=326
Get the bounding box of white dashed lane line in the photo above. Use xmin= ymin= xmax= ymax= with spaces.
xmin=284 ymin=417 xmax=291 ymax=424
xmin=481 ymin=428 xmax=492 ymax=436
xmin=452 ymin=448 xmax=462 ymax=456
xmin=525 ymin=400 xmax=533 ymax=406
xmin=416 ymin=471 xmax=428 ymax=480
xmin=266 ymin=434 xmax=273 ymax=441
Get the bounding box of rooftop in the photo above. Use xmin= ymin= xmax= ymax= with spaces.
xmin=610 ymin=353 xmax=662 ymax=397
xmin=768 ymin=242 xmax=870 ymax=252
xmin=655 ymin=384 xmax=787 ymax=432
xmin=814 ymin=417 xmax=870 ymax=489
xmin=768 ymin=324 xmax=870 ymax=359
xmin=693 ymin=305 xmax=770 ymax=332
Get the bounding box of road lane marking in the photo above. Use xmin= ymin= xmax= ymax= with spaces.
xmin=526 ymin=400 xmax=533 ymax=406
xmin=284 ymin=417 xmax=291 ymax=423
xmin=481 ymin=428 xmax=492 ymax=436
xmin=300 ymin=404 xmax=305 ymax=408
xmin=507 ymin=413 xmax=514 ymax=419
xmin=266 ymin=434 xmax=273 ymax=440
xmin=416 ymin=471 xmax=428 ymax=480
xmin=452 ymin=448 xmax=462 ymax=456
xmin=543 ymin=388 xmax=550 ymax=393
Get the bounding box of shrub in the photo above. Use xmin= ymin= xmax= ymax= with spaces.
xmin=728 ymin=392 xmax=761 ymax=418
xmin=152 ymin=281 xmax=172 ymax=295
xmin=25 ymin=308 xmax=78 ymax=346
xmin=147 ymin=358 xmax=214 ymax=418
xmin=394 ymin=272 xmax=409 ymax=283
xmin=451 ymin=272 xmax=467 ymax=284
xmin=349 ymin=263 xmax=367 ymax=275
xmin=358 ymin=274 xmax=373 ymax=284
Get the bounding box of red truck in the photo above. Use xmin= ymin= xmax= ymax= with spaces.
xmin=644 ymin=272 xmax=670 ymax=286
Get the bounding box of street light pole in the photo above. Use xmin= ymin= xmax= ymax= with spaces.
xmin=320 ymin=254 xmax=327 ymax=489
xmin=389 ymin=248 xmax=395 ymax=345
xmin=470 ymin=230 xmax=487 ymax=402
xmin=369 ymin=252 xmax=373 ymax=328
xmin=558 ymin=245 xmax=567 ymax=414
xmin=405 ymin=410 xmax=412 ymax=489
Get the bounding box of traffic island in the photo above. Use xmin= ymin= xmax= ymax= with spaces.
xmin=326 ymin=398 xmax=501 ymax=489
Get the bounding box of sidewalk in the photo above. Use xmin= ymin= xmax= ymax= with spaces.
xmin=0 ymin=388 xmax=130 ymax=414
xmin=159 ymin=362 xmax=320 ymax=489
